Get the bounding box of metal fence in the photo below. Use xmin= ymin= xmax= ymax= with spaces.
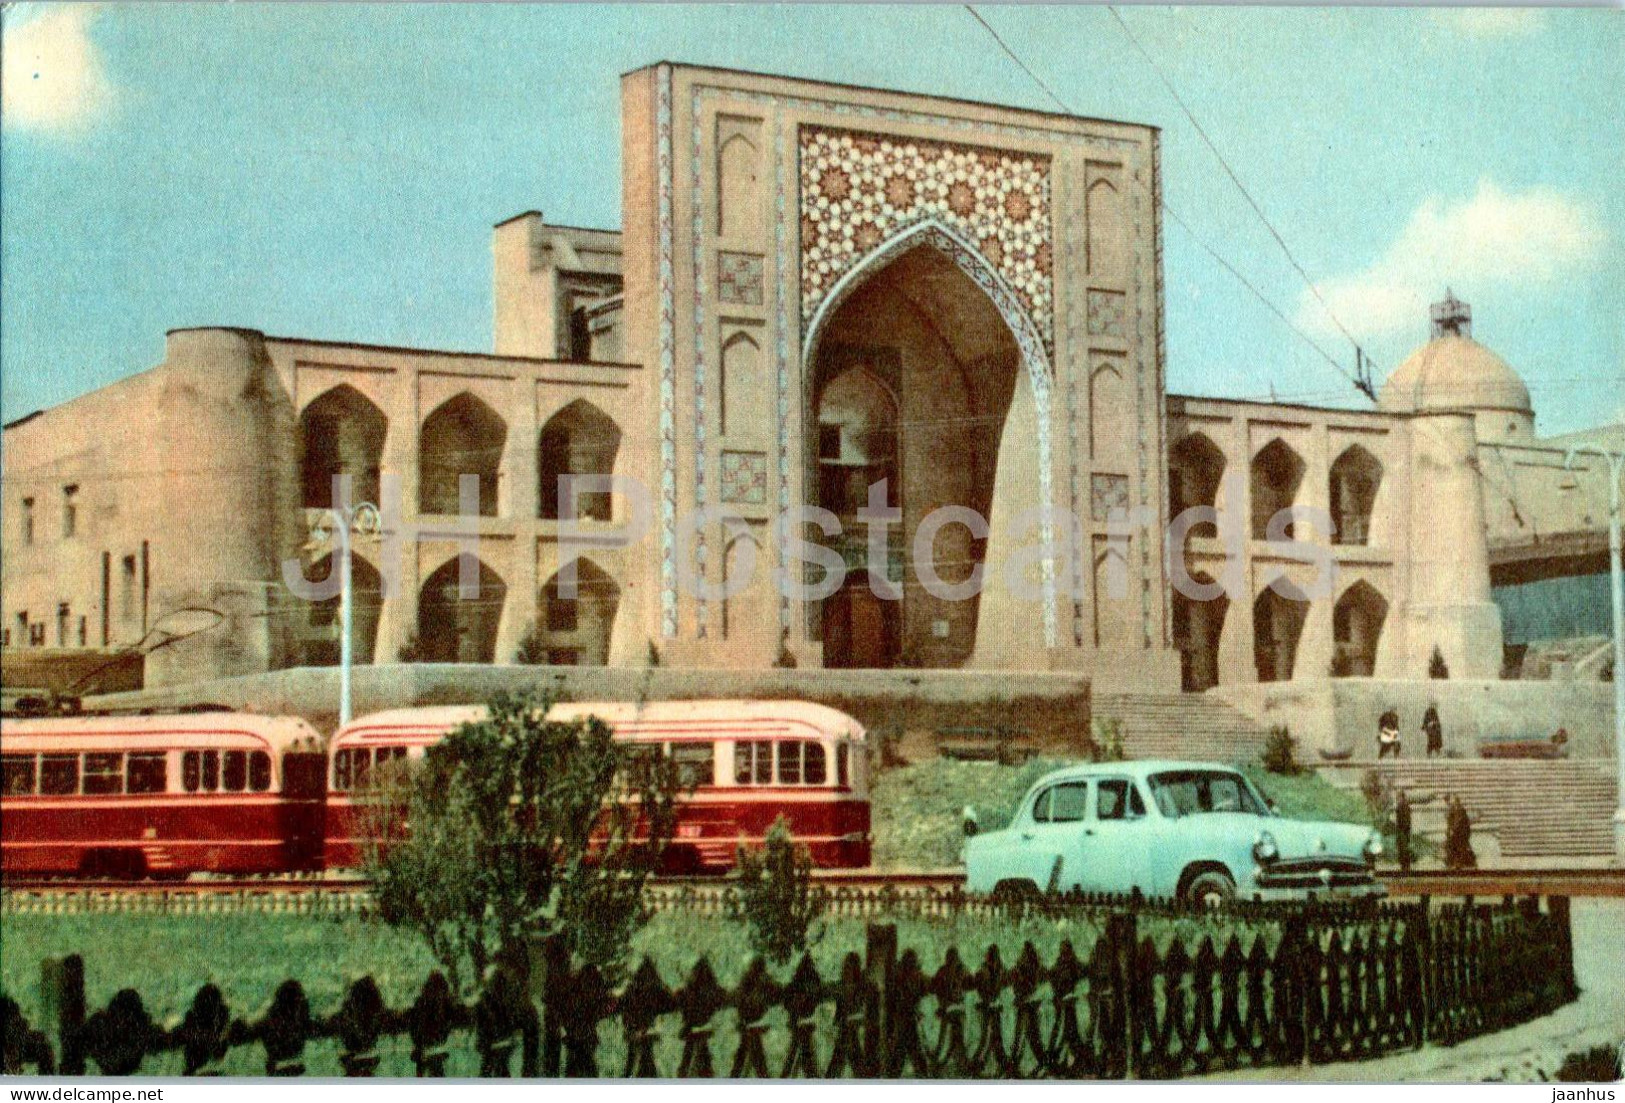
xmin=1 ymin=894 xmax=1575 ymax=1078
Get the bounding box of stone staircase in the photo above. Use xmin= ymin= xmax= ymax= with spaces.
xmin=1323 ymin=758 xmax=1618 ymax=859
xmin=1092 ymin=693 xmax=1277 ymax=764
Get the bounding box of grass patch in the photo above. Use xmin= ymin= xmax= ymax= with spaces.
xmin=870 ymin=756 xmax=1081 ymax=869
xmin=9 ymin=906 xmax=1243 ymax=1075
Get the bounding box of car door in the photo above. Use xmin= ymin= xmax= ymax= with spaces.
xmin=1075 ymin=776 xmax=1160 ymax=895
xmin=1012 ymin=780 xmax=1090 ymax=891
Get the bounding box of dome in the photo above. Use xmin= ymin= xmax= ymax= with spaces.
xmin=1378 ymin=334 xmax=1532 ymax=417
xmin=1377 ymin=294 xmax=1533 ymax=441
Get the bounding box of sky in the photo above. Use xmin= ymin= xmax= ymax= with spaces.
xmin=2 ymin=3 xmax=1621 ymax=434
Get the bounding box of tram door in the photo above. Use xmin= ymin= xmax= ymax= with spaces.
xmin=280 ymin=751 xmax=328 ymax=871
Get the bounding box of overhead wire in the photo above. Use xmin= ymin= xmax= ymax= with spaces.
xmin=961 ymin=4 xmax=1369 ymax=401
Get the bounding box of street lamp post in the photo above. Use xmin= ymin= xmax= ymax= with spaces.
xmin=1565 ymin=447 xmax=1625 ymax=860
xmin=312 ymin=501 xmax=380 ymax=727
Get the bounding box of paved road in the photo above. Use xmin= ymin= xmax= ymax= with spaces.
xmin=1200 ymin=897 xmax=1625 ymax=1083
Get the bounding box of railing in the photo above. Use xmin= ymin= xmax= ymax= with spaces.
xmin=1 ymin=894 xmax=1575 ymax=1078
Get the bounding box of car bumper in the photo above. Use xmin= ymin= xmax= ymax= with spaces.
xmin=1252 ymin=862 xmax=1385 ymax=900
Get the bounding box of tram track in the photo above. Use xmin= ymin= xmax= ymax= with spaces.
xmin=4 ymin=865 xmax=1622 ymax=898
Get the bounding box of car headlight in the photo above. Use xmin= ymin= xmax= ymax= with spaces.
xmin=1252 ymin=830 xmax=1279 ymax=863
xmin=1363 ymin=834 xmax=1383 ymax=862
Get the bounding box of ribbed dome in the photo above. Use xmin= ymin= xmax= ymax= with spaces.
xmin=1378 ymin=334 xmax=1532 ymax=417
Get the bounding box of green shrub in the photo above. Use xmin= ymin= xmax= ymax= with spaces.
xmin=1261 ymin=726 xmax=1300 ymax=775
xmin=732 ymin=816 xmax=825 ymax=963
xmin=364 ymin=691 xmax=679 ymax=991
xmin=1358 ymin=769 xmax=1393 ymax=824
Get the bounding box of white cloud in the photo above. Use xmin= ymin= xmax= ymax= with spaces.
xmin=2 ymin=4 xmax=113 ymax=134
xmin=1429 ymin=8 xmax=1548 ymax=38
xmin=1298 ymin=181 xmax=1605 ymax=340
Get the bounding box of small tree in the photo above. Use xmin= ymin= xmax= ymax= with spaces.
xmin=732 ymin=816 xmax=825 ymax=964
xmin=1359 ymin=769 xmax=1393 ymax=826
xmin=1261 ymin=726 xmax=1300 ymax=775
xmin=364 ymin=691 xmax=680 ymax=992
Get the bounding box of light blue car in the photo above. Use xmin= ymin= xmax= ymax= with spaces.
xmin=962 ymin=760 xmax=1384 ymax=905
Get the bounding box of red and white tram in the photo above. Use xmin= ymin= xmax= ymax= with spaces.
xmin=325 ymin=699 xmax=871 ymax=871
xmin=0 ymin=712 xmax=327 ymax=878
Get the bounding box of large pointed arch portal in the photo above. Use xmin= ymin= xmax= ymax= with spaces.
xmin=800 ymin=220 xmax=1057 ymax=666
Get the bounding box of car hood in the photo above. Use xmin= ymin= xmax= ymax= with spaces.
xmin=1258 ymin=816 xmax=1374 ymax=862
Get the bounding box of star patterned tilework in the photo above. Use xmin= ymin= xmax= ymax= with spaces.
xmin=800 ymin=125 xmax=1053 ymax=350
xmin=1091 ymin=473 xmax=1131 ymax=522
xmin=720 ymin=450 xmax=769 ymax=505
xmin=718 ymin=251 xmax=765 ymax=306
xmin=1087 ymin=289 xmax=1127 ymax=339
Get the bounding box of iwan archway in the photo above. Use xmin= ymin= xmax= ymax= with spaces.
xmin=801 ymin=222 xmax=1055 ymax=668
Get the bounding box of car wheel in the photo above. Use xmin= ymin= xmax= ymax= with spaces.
xmin=990 ymin=879 xmax=1041 ymax=905
xmin=1184 ymin=869 xmax=1236 ymax=908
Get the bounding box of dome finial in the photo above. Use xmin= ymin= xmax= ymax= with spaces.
xmin=1430 ymin=290 xmax=1472 ymax=339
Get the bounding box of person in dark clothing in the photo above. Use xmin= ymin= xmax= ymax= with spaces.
xmin=1444 ymin=794 xmax=1477 ymax=870
xmin=1422 ymin=704 xmax=1443 ymax=757
xmin=1377 ymin=708 xmax=1401 ymax=759
xmin=1393 ymin=789 xmax=1413 ymax=871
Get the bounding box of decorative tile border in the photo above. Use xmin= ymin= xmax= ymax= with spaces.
xmin=690 ymin=87 xmax=710 ymax=638
xmin=656 ymin=65 xmax=678 ymax=639
xmin=662 ymin=80 xmax=1139 ymax=650
xmin=773 ymin=119 xmax=794 ymax=633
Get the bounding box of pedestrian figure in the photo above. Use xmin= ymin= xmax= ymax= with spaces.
xmin=1422 ymin=703 xmax=1443 ymax=757
xmin=1377 ymin=707 xmax=1401 ymax=759
xmin=1444 ymin=794 xmax=1477 ymax=870
xmin=1394 ymin=789 xmax=1413 ymax=872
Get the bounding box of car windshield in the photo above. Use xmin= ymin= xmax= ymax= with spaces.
xmin=1147 ymin=770 xmax=1264 ymax=818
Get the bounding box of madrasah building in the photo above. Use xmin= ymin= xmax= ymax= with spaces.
xmin=3 ymin=62 xmax=1620 ymax=697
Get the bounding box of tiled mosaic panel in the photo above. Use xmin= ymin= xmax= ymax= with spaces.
xmin=800 ymin=125 xmax=1053 ymax=348
xmin=1091 ymin=472 xmax=1131 ymax=522
xmin=718 ymin=251 xmax=765 ymax=305
xmin=1086 ymin=289 xmax=1126 ymax=339
xmin=720 ymin=449 xmax=769 ymax=505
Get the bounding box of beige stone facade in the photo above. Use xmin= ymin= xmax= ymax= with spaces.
xmin=3 ymin=63 xmax=1616 ymax=692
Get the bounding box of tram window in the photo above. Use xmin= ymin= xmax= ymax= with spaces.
xmin=805 ymin=742 xmax=827 ymax=786
xmin=222 ymin=750 xmax=247 ymax=792
xmin=734 ymin=740 xmax=772 ymax=785
xmin=40 ymin=755 xmax=78 ymax=795
xmin=778 ymin=741 xmax=802 ymax=785
xmin=334 ymin=749 xmax=353 ymax=791
xmin=2 ymin=754 xmax=36 ymax=795
xmin=837 ymin=744 xmax=850 ymax=789
xmin=249 ymin=751 xmax=272 ymax=792
xmin=202 ymin=750 xmax=219 ymax=791
xmin=83 ymin=753 xmax=125 ymax=795
xmin=352 ymin=749 xmax=372 ymax=789
xmin=670 ymin=742 xmax=714 ymax=788
xmin=127 ymin=752 xmax=167 ymax=795
xmin=182 ymin=751 xmax=200 ymax=792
